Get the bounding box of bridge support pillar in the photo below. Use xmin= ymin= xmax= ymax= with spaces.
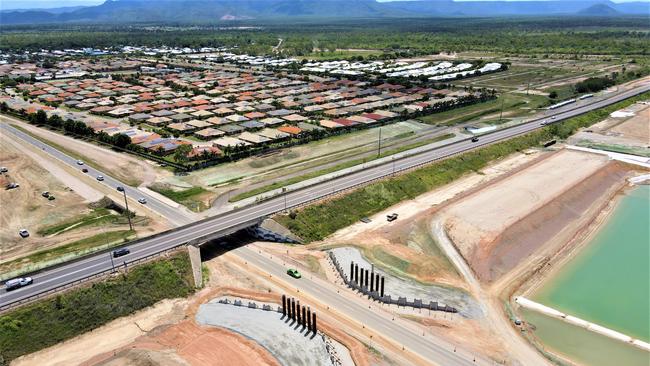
xmin=187 ymin=243 xmax=203 ymax=288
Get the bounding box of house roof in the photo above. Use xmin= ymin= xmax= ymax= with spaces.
xmin=277 ymin=126 xmax=302 ymax=135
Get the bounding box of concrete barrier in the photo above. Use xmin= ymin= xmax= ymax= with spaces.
xmin=329 ymin=251 xmax=457 ymax=313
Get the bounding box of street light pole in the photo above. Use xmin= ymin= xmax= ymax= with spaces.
xmin=282 ymin=187 xmax=287 ymax=212
xmin=122 ymin=190 xmax=133 ymax=231
xmin=377 ymin=127 xmax=382 ymax=157
xmin=109 ymin=252 xmax=115 ymax=273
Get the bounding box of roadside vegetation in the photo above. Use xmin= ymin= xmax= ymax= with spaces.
xmin=36 ymin=206 xmax=140 ymax=236
xmin=419 ymin=93 xmax=549 ymax=126
xmin=276 ymin=92 xmax=650 ymax=242
xmin=0 ymin=251 xmax=194 ymax=365
xmin=0 ymin=230 xmax=136 ymax=278
xmin=230 ymin=133 xmax=455 ymax=202
xmin=149 ymin=183 xmax=210 ymax=212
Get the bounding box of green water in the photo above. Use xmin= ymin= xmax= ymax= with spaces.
xmin=534 ymin=185 xmax=650 ymax=341
xmin=521 ymin=309 xmax=650 ymax=366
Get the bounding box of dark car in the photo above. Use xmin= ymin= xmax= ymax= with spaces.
xmin=112 ymin=248 xmax=130 ymax=258
xmin=116 ymin=186 xmax=124 ymax=192
xmin=82 ymin=168 xmax=88 ymax=173
xmin=471 ymin=137 xmax=479 ymax=142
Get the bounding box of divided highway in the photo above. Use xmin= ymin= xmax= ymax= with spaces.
xmin=0 ymin=122 xmax=193 ymax=226
xmin=1 ymin=84 xmax=648 ymax=312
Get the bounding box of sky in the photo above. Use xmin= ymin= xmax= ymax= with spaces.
xmin=1 ymin=0 xmax=646 ymax=10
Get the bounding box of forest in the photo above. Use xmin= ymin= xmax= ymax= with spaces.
xmin=1 ymin=17 xmax=648 ymax=56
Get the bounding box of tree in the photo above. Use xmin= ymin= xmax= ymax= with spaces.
xmin=34 ymin=110 xmax=48 ymax=125
xmin=112 ymin=134 xmax=132 ymax=148
xmin=548 ymin=90 xmax=558 ymax=99
xmin=173 ymin=144 xmax=193 ymax=164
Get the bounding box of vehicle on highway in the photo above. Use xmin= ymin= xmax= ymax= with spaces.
xmin=112 ymin=248 xmax=130 ymax=258
xmin=540 ymin=120 xmax=548 ymax=126
xmin=551 ymin=116 xmax=557 ymax=119
xmin=6 ymin=182 xmax=19 ymax=190
xmin=41 ymin=191 xmax=50 ymax=198
xmin=386 ymin=213 xmax=398 ymax=222
xmin=5 ymin=277 xmax=33 ymax=291
xmin=138 ymin=197 xmax=147 ymax=204
xmin=287 ymin=268 xmax=302 ymax=279
xmin=82 ymin=168 xmax=88 ymax=173
xmin=471 ymin=137 xmax=479 ymax=142
xmin=76 ymin=160 xmax=84 ymax=165
xmin=19 ymin=229 xmax=29 ymax=238
xmin=116 ymin=186 xmax=124 ymax=192
xmin=96 ymin=175 xmax=104 ymax=181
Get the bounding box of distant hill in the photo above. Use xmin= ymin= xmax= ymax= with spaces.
xmin=577 ymin=3 xmax=621 ymax=15
xmin=0 ymin=0 xmax=647 ymax=25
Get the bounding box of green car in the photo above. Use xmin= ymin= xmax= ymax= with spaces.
xmin=287 ymin=268 xmax=302 ymax=279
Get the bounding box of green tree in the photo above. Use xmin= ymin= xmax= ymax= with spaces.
xmin=173 ymin=144 xmax=193 ymax=164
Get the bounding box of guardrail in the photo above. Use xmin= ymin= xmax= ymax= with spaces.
xmin=249 ymin=87 xmax=650 ymax=207
xmin=1 ymin=86 xmax=647 ymax=311
xmin=0 ymin=243 xmax=185 ymax=313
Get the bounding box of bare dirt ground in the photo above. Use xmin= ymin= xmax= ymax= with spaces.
xmin=4 ymin=116 xmax=165 ymax=187
xmin=13 ymin=250 xmax=375 ymax=366
xmin=95 ymin=320 xmax=280 ymax=366
xmin=290 ymin=149 xmax=555 ymax=364
xmin=0 ymin=132 xmax=102 ymax=262
xmin=442 ymin=149 xmax=610 ymax=283
xmin=324 ymin=149 xmax=547 ymax=289
xmin=0 ymin=129 xmax=167 ymax=267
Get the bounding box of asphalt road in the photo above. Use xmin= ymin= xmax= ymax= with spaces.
xmin=234 ymin=246 xmax=484 ymax=366
xmin=0 ymin=122 xmax=193 ymax=227
xmin=1 ymin=84 xmax=648 ymax=311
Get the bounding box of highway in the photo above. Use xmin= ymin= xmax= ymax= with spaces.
xmin=1 ymin=83 xmax=648 ymax=311
xmin=0 ymin=122 xmax=194 ymax=226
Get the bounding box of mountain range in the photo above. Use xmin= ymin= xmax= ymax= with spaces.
xmin=1 ymin=0 xmax=648 ymax=25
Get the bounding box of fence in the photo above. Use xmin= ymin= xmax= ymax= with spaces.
xmin=328 ymin=252 xmax=457 ymax=313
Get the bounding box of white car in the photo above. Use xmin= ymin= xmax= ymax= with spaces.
xmin=551 ymin=116 xmax=557 ymax=120
xmin=138 ymin=198 xmax=147 ymax=204
xmin=76 ymin=160 xmax=84 ymax=165
xmin=5 ymin=277 xmax=33 ymax=291
xmin=19 ymin=229 xmax=29 ymax=238
xmin=96 ymin=176 xmax=104 ymax=181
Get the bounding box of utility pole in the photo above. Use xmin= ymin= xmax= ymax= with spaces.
xmin=121 ymin=189 xmax=133 ymax=231
xmin=499 ymin=94 xmax=505 ymax=122
xmin=377 ymin=127 xmax=382 ymax=157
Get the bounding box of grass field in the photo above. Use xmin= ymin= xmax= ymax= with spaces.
xmin=418 ymin=93 xmax=548 ymax=127
xmin=37 ymin=208 xmax=118 ymax=236
xmin=149 ymin=184 xmax=210 ymax=212
xmin=276 ymin=92 xmax=650 ymax=242
xmin=0 ymin=252 xmax=194 ymax=364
